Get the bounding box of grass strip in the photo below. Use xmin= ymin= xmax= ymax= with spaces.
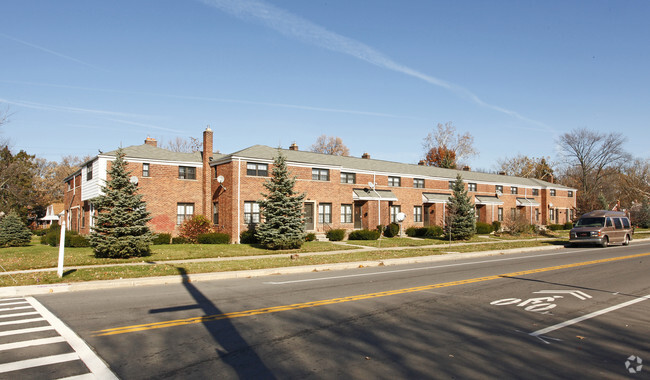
xmin=0 ymin=239 xmax=564 ymax=287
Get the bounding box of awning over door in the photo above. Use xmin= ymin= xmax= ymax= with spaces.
xmin=422 ymin=193 xmax=451 ymax=204
xmin=475 ymin=195 xmax=504 ymax=205
xmin=517 ymin=198 xmax=540 ymax=207
xmin=353 ymin=188 xmax=398 ymax=201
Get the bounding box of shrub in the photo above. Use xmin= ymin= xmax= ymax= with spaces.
xmin=69 ymin=234 xmax=90 ymax=248
xmin=349 ymin=229 xmax=380 ymax=240
xmin=383 ymin=222 xmax=400 ymax=238
xmin=40 ymin=225 xmax=88 ymax=247
xmin=305 ymin=233 xmax=317 ymax=242
xmin=326 ymin=229 xmax=346 ymax=241
xmin=563 ymin=221 xmax=573 ymax=230
xmin=405 ymin=227 xmax=417 ymax=237
xmin=547 ymin=224 xmax=564 ymax=231
xmin=414 ymin=226 xmax=443 ymax=238
xmin=179 ymin=215 xmax=213 ymax=243
xmin=0 ymin=211 xmax=32 ymax=247
xmin=491 ymin=221 xmax=501 ymax=233
xmin=171 ymin=237 xmax=189 ymax=244
xmin=239 ymin=229 xmax=259 ymax=244
xmin=197 ymin=232 xmax=231 ymax=244
xmin=152 ymin=233 xmax=172 ymax=245
xmin=503 ymin=215 xmax=533 ymax=235
xmin=32 ymin=228 xmax=49 ymax=236
xmin=476 ymin=222 xmax=493 ymax=234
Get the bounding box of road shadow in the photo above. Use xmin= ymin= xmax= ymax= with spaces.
xmin=151 ymin=267 xmax=276 ymax=379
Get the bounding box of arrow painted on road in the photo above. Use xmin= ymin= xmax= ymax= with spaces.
xmin=533 ymin=290 xmax=592 ymax=300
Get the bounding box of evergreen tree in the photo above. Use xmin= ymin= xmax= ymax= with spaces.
xmin=446 ymin=174 xmax=476 ymax=240
xmin=89 ymin=148 xmax=152 ymax=258
xmin=0 ymin=210 xmax=32 ymax=247
xmin=256 ymin=151 xmax=306 ymax=249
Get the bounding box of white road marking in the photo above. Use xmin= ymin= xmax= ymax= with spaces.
xmin=0 ymin=336 xmax=66 ymax=352
xmin=0 ymin=311 xmax=40 ymax=318
xmin=0 ymin=317 xmax=45 ymax=326
xmin=0 ymin=325 xmax=55 ymax=337
xmin=0 ymin=305 xmax=32 ymax=312
xmin=25 ymin=297 xmax=119 ymax=380
xmin=264 ymin=249 xmax=600 ymax=285
xmin=530 ymin=294 xmax=650 ymax=338
xmin=0 ymin=301 xmax=29 ymax=306
xmin=533 ymin=290 xmax=592 ymax=300
xmin=0 ymin=352 xmax=79 ymax=373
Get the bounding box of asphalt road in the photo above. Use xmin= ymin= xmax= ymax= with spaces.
xmin=22 ymin=242 xmax=650 ymax=379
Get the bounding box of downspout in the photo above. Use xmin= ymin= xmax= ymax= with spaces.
xmin=236 ymin=158 xmax=242 ymax=243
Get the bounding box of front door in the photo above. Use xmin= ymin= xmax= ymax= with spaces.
xmin=424 ymin=205 xmax=431 ymax=226
xmin=354 ymin=203 xmax=363 ymax=229
xmin=304 ymin=203 xmax=314 ymax=231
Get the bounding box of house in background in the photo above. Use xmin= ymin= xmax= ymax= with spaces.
xmin=63 ymin=128 xmax=577 ymax=243
xmin=37 ymin=203 xmax=64 ymax=229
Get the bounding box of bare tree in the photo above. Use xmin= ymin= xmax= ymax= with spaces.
xmin=310 ymin=135 xmax=350 ymax=156
xmin=422 ymin=122 xmax=478 ymax=166
xmin=163 ymin=136 xmax=202 ymax=153
xmin=0 ymin=104 xmax=11 ymax=148
xmin=496 ymin=154 xmax=555 ymax=180
xmin=557 ymin=128 xmax=629 ymax=214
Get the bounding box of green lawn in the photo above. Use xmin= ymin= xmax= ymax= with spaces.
xmin=0 ymin=238 xmax=357 ymax=272
xmin=0 ymin=239 xmax=565 ymax=287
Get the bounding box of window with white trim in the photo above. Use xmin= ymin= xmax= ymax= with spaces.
xmin=312 ymin=168 xmax=330 ymax=181
xmin=340 ymin=172 xmax=356 ymax=184
xmin=413 ymin=178 xmax=424 ymax=188
xmin=177 ymin=203 xmax=194 ymax=225
xmin=247 ymin=163 xmax=268 ymax=177
xmin=318 ymin=203 xmax=332 ymax=224
xmin=179 ymin=166 xmax=196 ymax=180
xmin=388 ymin=176 xmax=401 ymax=187
xmin=340 ymin=204 xmax=352 ymax=223
xmin=142 ymin=163 xmax=150 ymax=177
xmin=244 ymin=202 xmax=260 ymax=224
xmin=390 ymin=205 xmax=401 ymax=223
xmin=468 ymin=183 xmax=477 ymax=192
xmin=414 ymin=206 xmax=422 ymax=222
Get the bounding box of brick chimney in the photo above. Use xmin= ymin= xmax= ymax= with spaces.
xmin=362 ymin=153 xmax=371 ymax=159
xmin=202 ymin=126 xmax=214 ymax=219
xmin=289 ymin=142 xmax=299 ymax=151
xmin=418 ymin=160 xmax=426 ymax=166
xmin=144 ymin=136 xmax=157 ymax=147
xmin=462 ymin=165 xmax=471 ymax=171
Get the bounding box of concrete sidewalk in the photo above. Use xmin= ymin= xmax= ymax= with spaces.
xmin=0 ymin=238 xmax=567 ymax=297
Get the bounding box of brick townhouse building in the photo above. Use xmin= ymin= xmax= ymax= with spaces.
xmin=63 ymin=128 xmax=577 ymax=243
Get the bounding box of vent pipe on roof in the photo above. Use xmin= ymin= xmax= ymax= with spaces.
xmin=362 ymin=153 xmax=371 ymax=159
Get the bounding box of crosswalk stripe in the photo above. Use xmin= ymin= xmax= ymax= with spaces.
xmin=0 ymin=336 xmax=66 ymax=352
xmin=0 ymin=317 xmax=45 ymax=326
xmin=0 ymin=298 xmax=26 ymax=302
xmin=0 ymin=325 xmax=55 ymax=337
xmin=0 ymin=301 xmax=29 ymax=307
xmin=0 ymin=352 xmax=79 ymax=373
xmin=0 ymin=311 xmax=40 ymax=319
xmin=0 ymin=305 xmax=33 ymax=312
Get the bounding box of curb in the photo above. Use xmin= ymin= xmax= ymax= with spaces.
xmin=0 ymin=244 xmax=565 ymax=297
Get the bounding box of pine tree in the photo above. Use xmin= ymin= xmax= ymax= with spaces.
xmin=0 ymin=210 xmax=32 ymax=247
xmin=446 ymin=174 xmax=476 ymax=240
xmin=256 ymin=151 xmax=306 ymax=249
xmin=89 ymin=148 xmax=152 ymax=258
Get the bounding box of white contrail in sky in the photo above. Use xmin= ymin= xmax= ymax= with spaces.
xmin=199 ymin=0 xmax=548 ymax=128
xmin=0 ymin=98 xmax=149 ymax=119
xmin=0 ymin=33 xmax=101 ymax=70
xmin=0 ymin=79 xmax=420 ymax=120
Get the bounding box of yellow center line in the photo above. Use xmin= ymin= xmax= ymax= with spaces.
xmin=95 ymin=252 xmax=650 ymax=337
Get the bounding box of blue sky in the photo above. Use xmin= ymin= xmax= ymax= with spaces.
xmin=2 ymin=0 xmax=649 ymax=171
